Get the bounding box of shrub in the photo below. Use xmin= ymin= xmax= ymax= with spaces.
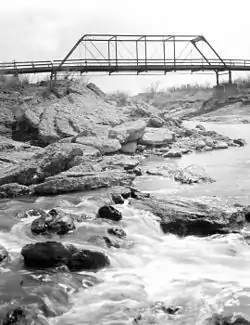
xmin=107 ymin=91 xmax=130 ymax=106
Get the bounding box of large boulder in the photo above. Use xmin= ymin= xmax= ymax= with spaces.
xmin=31 ymin=209 xmax=75 ymax=235
xmin=139 ymin=127 xmax=174 ymax=146
xmin=0 ymin=183 xmax=31 ymax=198
xmin=2 ymin=307 xmax=49 ymax=325
xmin=21 ymin=85 xmax=126 ymax=145
xmin=109 ymin=120 xmax=146 ymax=144
xmin=33 ymin=170 xmax=135 ymax=195
xmin=0 ymin=143 xmax=92 ymax=186
xmin=21 ymin=241 xmax=110 ymax=271
xmin=0 ymin=136 xmax=44 ymax=169
xmin=97 ymin=205 xmax=122 ymax=222
xmin=130 ymin=195 xmax=247 ymax=236
xmin=74 ymin=136 xmax=121 ymax=154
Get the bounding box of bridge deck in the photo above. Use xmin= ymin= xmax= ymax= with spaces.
xmin=1 ymin=59 xmax=250 ymax=75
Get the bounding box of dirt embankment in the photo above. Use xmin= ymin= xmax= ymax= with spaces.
xmin=134 ymin=88 xmax=250 ymax=123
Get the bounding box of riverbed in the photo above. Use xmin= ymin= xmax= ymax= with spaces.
xmin=0 ymin=122 xmax=250 ymax=325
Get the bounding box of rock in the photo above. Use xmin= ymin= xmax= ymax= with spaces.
xmin=109 ymin=186 xmax=132 ymax=204
xmin=205 ymin=314 xmax=250 ymax=325
xmin=66 ymin=144 xmax=100 ymax=160
xmin=31 ymin=209 xmax=75 ymax=235
xmin=0 ymin=183 xmax=31 ymax=198
xmin=103 ymin=236 xmax=121 ymax=248
xmin=97 ymin=205 xmax=122 ymax=221
xmin=130 ymin=195 xmax=246 ymax=236
xmin=0 ymin=143 xmax=85 ymax=186
xmin=17 ymin=208 xmax=48 ymax=219
xmin=107 ymin=227 xmax=127 ymax=238
xmin=139 ymin=127 xmax=174 ymax=146
xmin=131 ymin=166 xmax=143 ymax=176
xmin=86 ymin=83 xmax=105 ymax=97
xmin=33 ymin=171 xmax=135 ymax=195
xmin=163 ymin=148 xmax=182 ymax=158
xmin=2 ymin=307 xmax=49 ymax=325
xmin=0 ymin=106 xmax=15 ymax=139
xmin=148 ymin=115 xmax=165 ymax=128
xmin=145 ymin=164 xmax=214 ymax=184
xmin=121 ymin=142 xmax=137 ymax=154
xmin=137 ymin=144 xmax=146 ymax=153
xmin=21 ymin=241 xmax=110 ymax=271
xmin=133 ymin=301 xmax=181 ymax=325
xmin=194 ymin=139 xmax=206 ymax=150
xmin=195 ymin=124 xmax=206 ymax=131
xmin=243 ymin=206 xmax=250 ymax=222
xmin=233 ymin=138 xmax=246 ymax=147
xmin=109 ymin=120 xmax=147 ymax=144
xmin=173 ymin=165 xmax=214 ymax=184
xmin=21 ymin=83 xmax=125 ymax=145
xmin=75 ymin=136 xmax=121 ymax=154
xmin=0 ymin=244 xmax=8 ymax=262
xmin=213 ymin=141 xmax=228 ymax=149
xmin=101 ymin=155 xmax=139 ymax=170
xmin=110 ymin=192 xmax=124 ymax=204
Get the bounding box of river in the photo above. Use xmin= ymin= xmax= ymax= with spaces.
xmin=0 ymin=122 xmax=250 ymax=325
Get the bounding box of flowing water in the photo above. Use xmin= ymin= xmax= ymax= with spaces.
xmin=0 ymin=123 xmax=250 ymax=325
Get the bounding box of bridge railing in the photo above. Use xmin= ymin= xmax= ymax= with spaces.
xmin=1 ymin=58 xmax=250 ymax=74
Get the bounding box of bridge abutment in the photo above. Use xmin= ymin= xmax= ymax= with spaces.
xmin=213 ymin=83 xmax=239 ymax=98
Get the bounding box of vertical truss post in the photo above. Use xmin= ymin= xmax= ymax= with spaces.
xmin=108 ymin=40 xmax=111 ymax=67
xmin=144 ymin=36 xmax=147 ymax=70
xmin=115 ymin=36 xmax=118 ymax=71
xmin=163 ymin=39 xmax=166 ymax=67
xmin=136 ymin=40 xmax=139 ymax=73
xmin=173 ymin=36 xmax=176 ymax=71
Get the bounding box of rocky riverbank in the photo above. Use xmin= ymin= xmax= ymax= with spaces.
xmin=0 ymin=80 xmax=246 ymax=198
xmin=0 ymin=80 xmax=249 ymax=324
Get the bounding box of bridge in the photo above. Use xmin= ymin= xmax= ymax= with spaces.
xmin=1 ymin=34 xmax=250 ymax=84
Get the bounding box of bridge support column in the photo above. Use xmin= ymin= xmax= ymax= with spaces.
xmin=216 ymin=71 xmax=219 ymax=86
xmin=228 ymin=70 xmax=232 ymax=84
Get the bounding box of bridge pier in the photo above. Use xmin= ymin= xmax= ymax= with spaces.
xmin=213 ymin=83 xmax=239 ymax=98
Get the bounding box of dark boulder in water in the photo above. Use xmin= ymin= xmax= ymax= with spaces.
xmin=31 ymin=209 xmax=75 ymax=235
xmin=2 ymin=307 xmax=48 ymax=325
xmin=97 ymin=205 xmax=122 ymax=222
xmin=103 ymin=236 xmax=121 ymax=248
xmin=109 ymin=186 xmax=132 ymax=204
xmin=205 ymin=313 xmax=250 ymax=325
xmin=0 ymin=244 xmax=8 ymax=262
xmin=107 ymin=227 xmax=127 ymax=238
xmin=21 ymin=241 xmax=110 ymax=271
xmin=233 ymin=138 xmax=246 ymax=147
xmin=130 ymin=195 xmax=247 ymax=236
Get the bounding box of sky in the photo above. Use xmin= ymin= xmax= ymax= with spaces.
xmin=1 ymin=0 xmax=250 ymax=93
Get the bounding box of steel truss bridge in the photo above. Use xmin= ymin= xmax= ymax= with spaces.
xmin=1 ymin=34 xmax=250 ymax=83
